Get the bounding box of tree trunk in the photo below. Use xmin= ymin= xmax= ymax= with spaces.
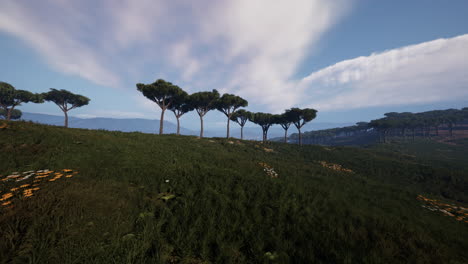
xmin=412 ymin=128 xmax=415 ymax=141
xmin=241 ymin=126 xmax=244 ymax=140
xmin=226 ymin=117 xmax=230 ymax=138
xmin=449 ymin=123 xmax=453 ymax=137
xmin=6 ymin=105 xmax=17 ymax=121
xmin=284 ymin=129 xmax=288 ymax=143
xmin=298 ymin=127 xmax=302 ymax=146
xmin=64 ymin=110 xmax=68 ymax=128
xmin=6 ymin=108 xmax=12 ymax=121
xmin=159 ymin=108 xmax=165 ymax=135
xmin=435 ymin=125 xmax=439 ymax=136
xmin=176 ymin=117 xmax=180 ymax=135
xmin=199 ymin=115 xmax=204 ymax=138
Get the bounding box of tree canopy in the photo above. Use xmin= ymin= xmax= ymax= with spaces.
xmin=249 ymin=112 xmax=275 ymax=143
xmin=0 ymin=108 xmax=22 ymax=120
xmin=168 ymin=90 xmax=193 ymax=135
xmin=189 ymin=89 xmax=220 ymax=138
xmin=137 ymin=79 xmax=185 ymax=135
xmin=285 ymin=108 xmax=318 ymax=145
xmin=42 ymin=88 xmax=90 ymax=128
xmin=289 ymin=121 xmax=370 ymax=145
xmin=275 ymin=112 xmax=295 ymax=143
xmin=369 ymin=108 xmax=468 ymax=141
xmin=216 ymin=93 xmax=248 ymax=138
xmin=0 ymin=81 xmax=42 ymax=121
xmin=230 ymin=109 xmax=252 ymax=140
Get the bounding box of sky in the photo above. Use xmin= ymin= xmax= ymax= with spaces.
xmin=1 ymin=0 xmax=467 ymax=130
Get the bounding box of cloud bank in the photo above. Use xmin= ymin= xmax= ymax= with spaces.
xmin=0 ymin=0 xmax=348 ymax=111
xmin=1 ymin=0 xmax=467 ymax=114
xmin=300 ymin=34 xmax=468 ymax=110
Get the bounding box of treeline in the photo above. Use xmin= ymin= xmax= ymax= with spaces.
xmin=0 ymin=82 xmax=90 ymax=127
xmin=136 ymin=79 xmax=317 ymax=144
xmin=369 ymin=108 xmax=468 ymax=142
xmin=290 ymin=108 xmax=468 ymax=145
xmin=289 ymin=122 xmax=371 ymax=145
xmin=1 ymin=80 xmax=319 ymax=144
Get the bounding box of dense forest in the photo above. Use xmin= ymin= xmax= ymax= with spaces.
xmin=289 ymin=108 xmax=468 ymax=145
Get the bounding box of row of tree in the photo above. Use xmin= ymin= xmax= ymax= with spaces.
xmin=289 ymin=122 xmax=370 ymax=144
xmin=289 ymin=107 xmax=468 ymax=145
xmin=137 ymin=79 xmax=318 ymax=144
xmin=0 ymin=82 xmax=90 ymax=127
xmin=369 ymin=108 xmax=468 ymax=142
xmin=290 ymin=108 xmax=468 ymax=145
xmin=1 ymin=80 xmax=319 ymax=144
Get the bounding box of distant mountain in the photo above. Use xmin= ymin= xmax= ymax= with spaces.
xmin=206 ymin=122 xmax=354 ymax=140
xmin=21 ymin=112 xmax=351 ymax=139
xmin=21 ymin=112 xmax=198 ymax=135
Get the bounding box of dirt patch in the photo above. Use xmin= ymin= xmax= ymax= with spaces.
xmin=318 ymin=161 xmax=353 ymax=173
xmin=263 ymin=147 xmax=274 ymax=153
xmin=417 ymin=195 xmax=468 ymax=223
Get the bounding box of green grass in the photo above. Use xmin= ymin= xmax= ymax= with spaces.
xmin=370 ymin=137 xmax=468 ymax=170
xmin=0 ymin=121 xmax=467 ymax=263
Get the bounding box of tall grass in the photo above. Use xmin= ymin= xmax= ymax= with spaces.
xmin=0 ymin=121 xmax=467 ymax=263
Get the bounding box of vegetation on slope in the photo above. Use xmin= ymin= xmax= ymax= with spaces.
xmin=289 ymin=107 xmax=468 ymax=146
xmin=0 ymin=121 xmax=467 ymax=263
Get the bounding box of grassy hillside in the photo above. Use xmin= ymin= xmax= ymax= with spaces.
xmin=0 ymin=121 xmax=467 ymax=263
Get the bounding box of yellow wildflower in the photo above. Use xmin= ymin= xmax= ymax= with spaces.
xmin=10 ymin=188 xmax=19 ymax=192
xmin=0 ymin=193 xmax=14 ymax=201
xmin=19 ymin=184 xmax=30 ymax=188
xmin=2 ymin=201 xmax=12 ymax=206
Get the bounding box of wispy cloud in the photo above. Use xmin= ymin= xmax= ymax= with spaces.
xmin=0 ymin=0 xmax=121 ymax=87
xmin=9 ymin=1 xmax=465 ymax=115
xmin=75 ymin=110 xmax=148 ymax=119
xmin=300 ymin=34 xmax=468 ymax=110
xmin=198 ymin=0 xmax=349 ymax=110
xmin=0 ymin=0 xmax=349 ymax=112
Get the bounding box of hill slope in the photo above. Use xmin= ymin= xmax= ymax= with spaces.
xmin=0 ymin=121 xmax=467 ymax=263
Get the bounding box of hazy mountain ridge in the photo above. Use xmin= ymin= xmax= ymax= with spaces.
xmin=21 ymin=112 xmax=352 ymax=139
xmin=21 ymin=112 xmax=197 ymax=135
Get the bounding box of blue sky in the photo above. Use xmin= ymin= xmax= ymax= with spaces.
xmin=1 ymin=0 xmax=467 ymax=130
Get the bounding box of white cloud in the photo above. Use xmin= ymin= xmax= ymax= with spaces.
xmin=199 ymin=0 xmax=349 ymax=111
xmin=169 ymin=40 xmax=201 ymax=81
xmin=109 ymin=0 xmax=164 ymax=48
xmin=0 ymin=0 xmax=349 ymax=113
xmin=75 ymin=110 xmax=148 ymax=119
xmin=300 ymin=34 xmax=468 ymax=111
xmin=2 ymin=0 xmax=466 ymax=117
xmin=0 ymin=0 xmax=120 ymax=87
